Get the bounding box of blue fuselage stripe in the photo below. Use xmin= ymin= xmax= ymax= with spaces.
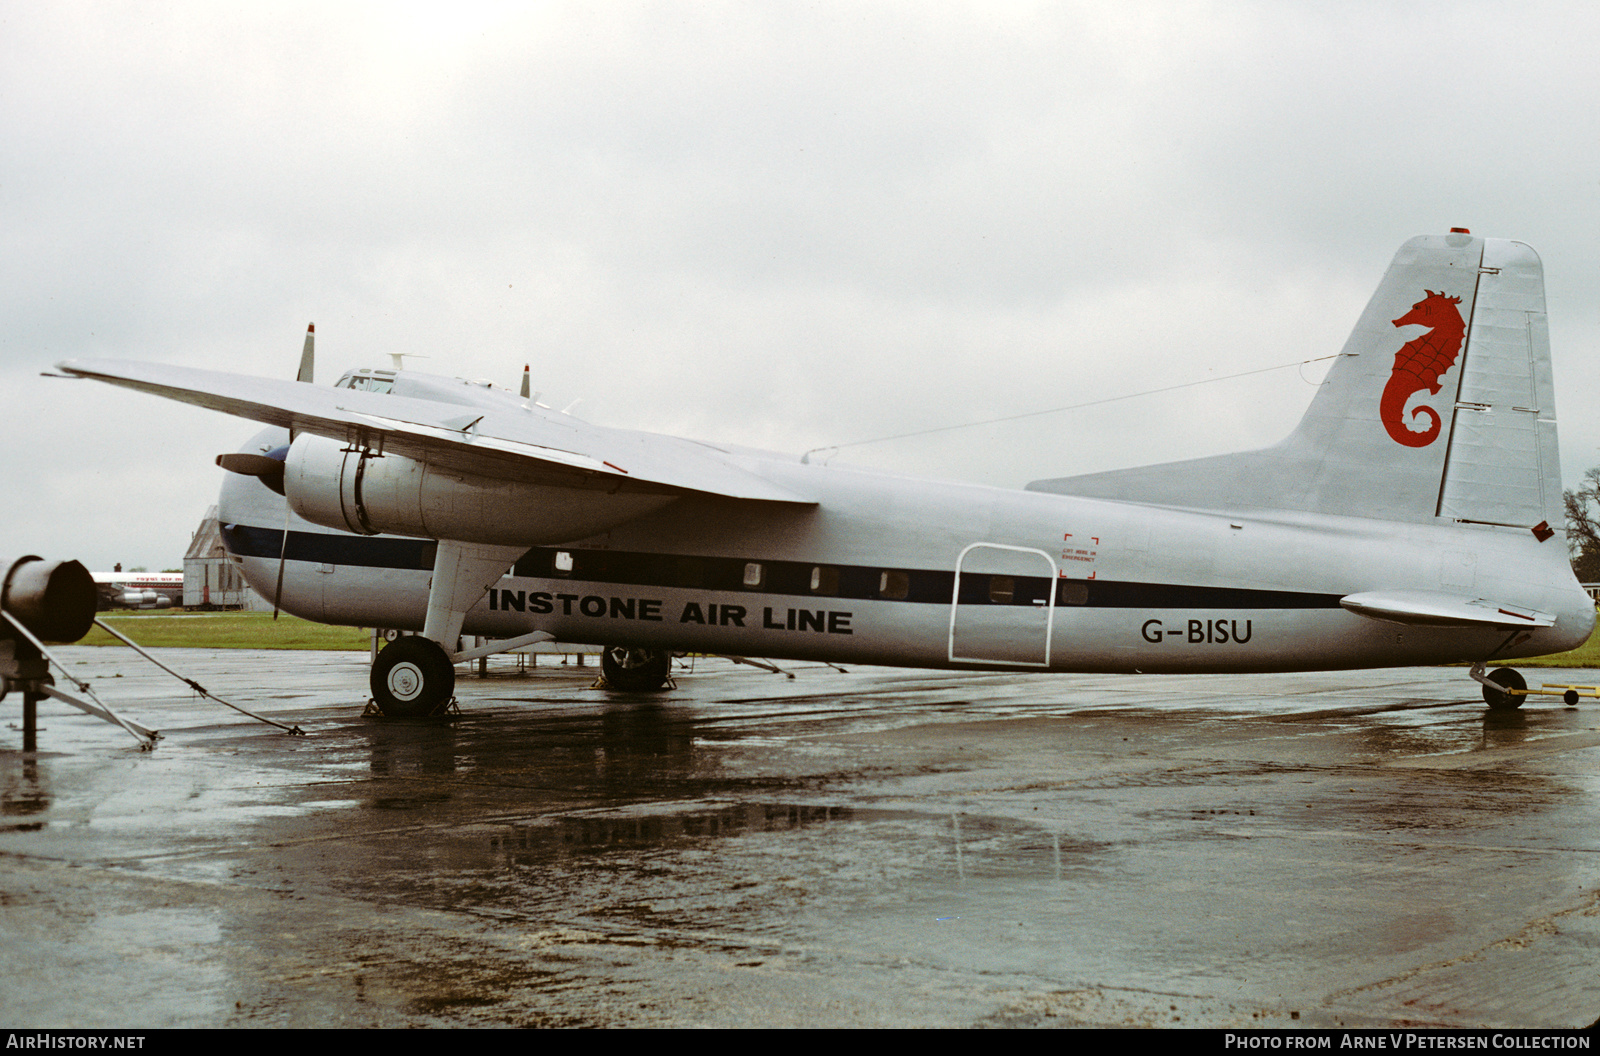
xmin=221 ymin=525 xmax=1344 ymax=610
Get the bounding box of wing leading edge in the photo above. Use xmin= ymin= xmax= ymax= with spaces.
xmin=56 ymin=359 xmax=814 ymax=505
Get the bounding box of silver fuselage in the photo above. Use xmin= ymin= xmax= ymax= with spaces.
xmin=219 ymin=426 xmax=1593 ymax=674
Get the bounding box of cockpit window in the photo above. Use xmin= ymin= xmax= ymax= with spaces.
xmin=336 ymin=371 xmax=396 ymax=394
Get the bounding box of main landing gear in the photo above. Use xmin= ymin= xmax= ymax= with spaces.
xmin=371 ymin=636 xmax=456 ymax=718
xmin=368 ymin=539 xmax=527 ymax=718
xmin=600 ymin=646 xmax=672 ymax=692
xmin=364 ymin=539 xmax=681 ymax=715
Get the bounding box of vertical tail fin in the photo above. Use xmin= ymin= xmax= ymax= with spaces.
xmin=1030 ymin=233 xmax=1562 ymax=530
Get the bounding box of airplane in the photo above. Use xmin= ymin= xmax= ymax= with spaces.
xmin=92 ymin=570 xmax=183 ymax=610
xmin=51 ymin=231 xmax=1594 ymax=718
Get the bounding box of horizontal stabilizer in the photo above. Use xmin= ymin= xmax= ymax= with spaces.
xmin=55 ymin=359 xmax=813 ymax=505
xmin=1029 ymin=234 xmax=1562 ymax=533
xmin=1339 ymin=590 xmax=1556 ymax=628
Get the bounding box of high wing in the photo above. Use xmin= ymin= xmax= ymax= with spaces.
xmin=54 ymin=359 xmax=813 ymax=505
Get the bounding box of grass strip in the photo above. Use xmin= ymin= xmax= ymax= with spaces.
xmin=81 ymin=611 xmax=371 ymax=650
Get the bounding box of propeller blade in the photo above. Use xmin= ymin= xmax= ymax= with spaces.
xmin=272 ymin=501 xmax=291 ymax=621
xmin=296 ymin=324 xmax=314 ymax=384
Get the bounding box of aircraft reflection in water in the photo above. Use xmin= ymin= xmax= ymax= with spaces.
xmin=56 ymin=232 xmax=1592 ymax=716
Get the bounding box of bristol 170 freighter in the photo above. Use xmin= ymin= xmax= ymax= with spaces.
xmin=57 ymin=231 xmax=1592 ymax=716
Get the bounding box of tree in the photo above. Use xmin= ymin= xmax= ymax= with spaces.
xmin=1564 ymin=467 xmax=1600 ymax=582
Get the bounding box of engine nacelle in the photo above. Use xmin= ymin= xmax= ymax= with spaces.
xmin=283 ymin=434 xmax=679 ymax=547
xmin=1 ymin=556 xmax=97 ymax=643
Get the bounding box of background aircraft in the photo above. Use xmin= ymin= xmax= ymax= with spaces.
xmin=91 ymin=570 xmax=183 ymax=610
xmin=55 ymin=232 xmax=1593 ymax=716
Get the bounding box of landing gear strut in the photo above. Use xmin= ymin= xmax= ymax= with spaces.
xmin=600 ymin=646 xmax=672 ymax=691
xmin=366 ymin=539 xmax=525 ymax=718
xmin=371 ymin=636 xmax=455 ymax=717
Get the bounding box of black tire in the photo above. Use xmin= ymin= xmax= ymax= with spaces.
xmin=1482 ymin=666 xmax=1527 ymax=710
xmin=371 ymin=636 xmax=456 ymax=717
xmin=600 ymin=646 xmax=671 ymax=691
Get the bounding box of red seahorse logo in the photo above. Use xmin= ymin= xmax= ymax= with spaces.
xmin=1381 ymin=290 xmax=1465 ymax=447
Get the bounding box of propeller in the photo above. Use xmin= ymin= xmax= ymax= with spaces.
xmin=215 ymin=449 xmax=286 ymax=495
xmin=276 ymin=323 xmax=315 ymax=616
xmin=296 ymin=323 xmax=314 ymax=384
xmin=215 ymin=321 xmax=313 ymax=618
xmin=214 ymin=443 xmax=292 ymax=618
xmin=271 ymin=500 xmax=292 ymax=620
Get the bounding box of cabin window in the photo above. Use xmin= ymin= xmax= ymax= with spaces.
xmin=879 ymin=570 xmax=909 ymax=600
xmin=989 ymin=576 xmax=1015 ymax=604
xmin=743 ymin=562 xmax=765 ymax=588
xmin=554 ymin=551 xmax=574 ymax=574
xmin=810 ymin=565 xmax=839 ymax=595
xmin=1057 ymin=580 xmax=1089 ymax=606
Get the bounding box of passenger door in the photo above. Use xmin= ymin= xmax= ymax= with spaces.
xmin=947 ymin=543 xmax=1056 ymax=667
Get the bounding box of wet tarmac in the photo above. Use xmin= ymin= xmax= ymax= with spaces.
xmin=3 ymin=647 xmax=1600 ymax=1028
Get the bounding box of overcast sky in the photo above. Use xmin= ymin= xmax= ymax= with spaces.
xmin=4 ymin=1 xmax=1599 ymax=571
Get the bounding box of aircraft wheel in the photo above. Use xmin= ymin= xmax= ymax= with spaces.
xmin=601 ymin=646 xmax=671 ymax=691
xmin=371 ymin=636 xmax=456 ymax=717
xmin=1482 ymin=666 xmax=1526 ymax=710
